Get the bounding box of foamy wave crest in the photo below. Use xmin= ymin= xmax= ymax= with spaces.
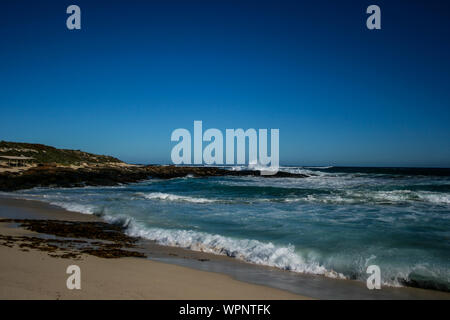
xmin=102 ymin=214 xmax=134 ymax=228
xmin=138 ymin=192 xmax=216 ymax=203
xmin=417 ymin=192 xmax=450 ymax=205
xmin=125 ymin=221 xmax=345 ymax=279
xmin=281 ymin=167 xmax=329 ymax=176
xmin=297 ymin=190 xmax=450 ymax=205
xmin=49 ymin=201 xmax=97 ymax=214
xmin=370 ymin=190 xmax=450 ymax=205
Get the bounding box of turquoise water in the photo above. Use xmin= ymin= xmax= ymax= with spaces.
xmin=8 ymin=166 xmax=450 ymax=291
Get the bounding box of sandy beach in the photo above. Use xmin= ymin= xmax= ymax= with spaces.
xmin=0 ymin=198 xmax=307 ymax=300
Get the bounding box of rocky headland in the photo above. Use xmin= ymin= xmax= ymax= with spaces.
xmin=0 ymin=141 xmax=307 ymax=191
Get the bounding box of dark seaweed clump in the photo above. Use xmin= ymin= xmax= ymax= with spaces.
xmin=0 ymin=219 xmax=146 ymax=259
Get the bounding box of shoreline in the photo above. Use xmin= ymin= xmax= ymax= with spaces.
xmin=1 ymin=197 xmax=449 ymax=300
xmin=0 ymin=197 xmax=308 ymax=300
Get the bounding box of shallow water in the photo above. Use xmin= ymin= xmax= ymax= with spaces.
xmin=7 ymin=166 xmax=450 ymax=291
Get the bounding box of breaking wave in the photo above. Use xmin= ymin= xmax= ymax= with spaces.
xmin=137 ymin=192 xmax=217 ymax=203
xmin=103 ymin=217 xmax=449 ymax=290
xmin=49 ymin=201 xmax=97 ymax=214
xmin=122 ymin=218 xmax=345 ymax=279
xmin=299 ymin=190 xmax=450 ymax=205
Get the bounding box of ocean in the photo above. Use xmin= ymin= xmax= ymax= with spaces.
xmin=6 ymin=166 xmax=450 ymax=292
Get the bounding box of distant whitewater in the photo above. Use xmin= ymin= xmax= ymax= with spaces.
xmin=7 ymin=166 xmax=450 ymax=291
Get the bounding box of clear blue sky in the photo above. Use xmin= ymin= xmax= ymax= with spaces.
xmin=1 ymin=0 xmax=449 ymax=167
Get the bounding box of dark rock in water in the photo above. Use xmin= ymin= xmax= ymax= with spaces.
xmin=0 ymin=165 xmax=308 ymax=191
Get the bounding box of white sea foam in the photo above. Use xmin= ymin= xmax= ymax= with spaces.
xmin=370 ymin=190 xmax=450 ymax=205
xmin=124 ymin=220 xmax=346 ymax=279
xmin=292 ymin=190 xmax=450 ymax=206
xmin=417 ymin=192 xmax=450 ymax=205
xmin=138 ymin=192 xmax=216 ymax=203
xmin=49 ymin=201 xmax=97 ymax=214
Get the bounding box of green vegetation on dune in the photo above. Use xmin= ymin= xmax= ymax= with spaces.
xmin=0 ymin=141 xmax=123 ymax=166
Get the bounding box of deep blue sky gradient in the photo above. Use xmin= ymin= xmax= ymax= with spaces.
xmin=1 ymin=0 xmax=449 ymax=166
